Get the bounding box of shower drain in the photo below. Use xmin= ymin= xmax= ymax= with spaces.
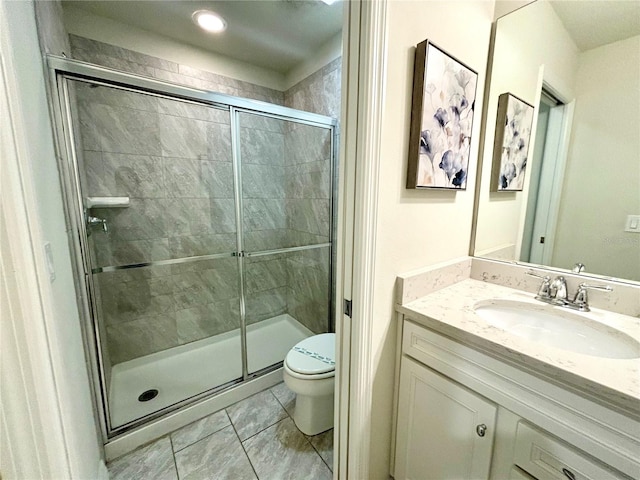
xmin=138 ymin=389 xmax=159 ymax=402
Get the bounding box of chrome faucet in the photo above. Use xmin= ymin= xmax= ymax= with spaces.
xmin=549 ymin=276 xmax=568 ymax=302
xmin=572 ymin=263 xmax=586 ymax=273
xmin=526 ymin=271 xmax=566 ymax=305
xmin=526 ymin=270 xmax=612 ymax=311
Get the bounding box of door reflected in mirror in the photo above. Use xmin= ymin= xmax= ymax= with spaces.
xmin=473 ymin=0 xmax=640 ymax=283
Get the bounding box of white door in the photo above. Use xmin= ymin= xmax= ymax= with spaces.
xmin=394 ymin=356 xmax=498 ymax=480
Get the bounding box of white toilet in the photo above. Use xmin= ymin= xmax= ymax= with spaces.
xmin=283 ymin=333 xmax=335 ymax=436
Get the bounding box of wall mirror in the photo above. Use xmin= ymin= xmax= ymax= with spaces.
xmin=472 ymin=0 xmax=640 ymax=283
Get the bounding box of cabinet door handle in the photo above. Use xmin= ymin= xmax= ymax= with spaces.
xmin=562 ymin=468 xmax=576 ymax=480
xmin=476 ymin=424 xmax=487 ymax=437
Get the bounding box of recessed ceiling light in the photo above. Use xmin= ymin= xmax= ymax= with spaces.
xmin=320 ymin=0 xmax=338 ymax=4
xmin=192 ymin=10 xmax=227 ymax=33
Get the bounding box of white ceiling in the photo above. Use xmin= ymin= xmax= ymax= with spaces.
xmin=61 ymin=0 xmax=343 ymax=74
xmin=549 ymin=0 xmax=640 ymax=51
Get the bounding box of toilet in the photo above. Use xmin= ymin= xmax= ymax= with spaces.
xmin=283 ymin=333 xmax=335 ymax=436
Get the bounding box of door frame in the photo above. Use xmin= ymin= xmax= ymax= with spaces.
xmin=518 ymin=74 xmax=575 ymax=266
xmin=0 ymin=3 xmax=73 ymax=477
xmin=336 ymin=0 xmax=388 ymax=478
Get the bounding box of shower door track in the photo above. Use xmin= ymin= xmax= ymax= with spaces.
xmin=46 ymin=55 xmax=338 ymax=440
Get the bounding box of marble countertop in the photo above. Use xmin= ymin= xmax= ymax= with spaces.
xmin=398 ymin=279 xmax=640 ymax=414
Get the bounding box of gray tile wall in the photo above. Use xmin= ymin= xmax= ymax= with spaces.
xmin=283 ymin=59 xmax=341 ymax=334
xmin=70 ymin=36 xmax=339 ymax=362
xmin=284 ymin=57 xmax=342 ymax=118
xmin=239 ymin=113 xmax=288 ymax=325
xmin=69 ymin=35 xmax=284 ymax=105
xmin=77 ymin=82 xmax=241 ymax=364
xmin=282 ymin=124 xmax=332 ymax=334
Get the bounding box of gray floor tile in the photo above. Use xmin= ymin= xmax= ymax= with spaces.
xmin=270 ymin=382 xmax=296 ymax=417
xmin=171 ymin=409 xmax=231 ymax=452
xmin=226 ymin=389 xmax=287 ymax=441
xmin=108 ymin=437 xmax=177 ymax=480
xmin=307 ymin=429 xmax=334 ymax=471
xmin=174 ymin=425 xmax=256 ymax=480
xmin=243 ymin=417 xmax=332 ymax=480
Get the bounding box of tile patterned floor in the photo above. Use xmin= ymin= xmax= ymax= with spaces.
xmin=108 ymin=382 xmax=334 ymax=480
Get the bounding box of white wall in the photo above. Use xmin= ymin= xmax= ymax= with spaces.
xmin=553 ymin=35 xmax=640 ymax=280
xmin=474 ymin=0 xmax=578 ymax=258
xmin=1 ymin=1 xmax=104 ymax=478
xmin=368 ymin=1 xmax=494 ymax=476
xmin=62 ymin=5 xmax=286 ymax=91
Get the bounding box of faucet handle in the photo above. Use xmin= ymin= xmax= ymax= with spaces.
xmin=525 ymin=270 xmax=550 ymax=281
xmin=578 ymin=282 xmax=613 ymax=292
xmin=525 ymin=271 xmax=551 ymax=298
xmin=573 ymin=282 xmax=613 ymax=311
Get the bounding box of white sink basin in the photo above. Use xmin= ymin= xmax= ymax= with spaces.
xmin=474 ymin=299 xmax=640 ymax=359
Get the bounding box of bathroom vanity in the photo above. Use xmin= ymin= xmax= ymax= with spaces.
xmin=391 ymin=272 xmax=640 ymax=480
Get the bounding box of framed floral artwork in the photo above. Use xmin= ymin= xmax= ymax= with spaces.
xmin=406 ymin=40 xmax=478 ymax=189
xmin=491 ymin=93 xmax=535 ymax=191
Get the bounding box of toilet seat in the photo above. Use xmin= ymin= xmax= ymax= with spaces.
xmin=285 ymin=333 xmax=335 ymax=379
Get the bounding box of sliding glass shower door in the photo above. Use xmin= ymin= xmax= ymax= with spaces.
xmin=55 ymin=62 xmax=335 ymax=437
xmin=237 ymin=112 xmax=333 ymax=374
xmin=68 ymin=79 xmax=244 ymax=430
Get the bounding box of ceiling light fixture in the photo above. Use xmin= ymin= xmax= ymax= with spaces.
xmin=192 ymin=10 xmax=227 ymax=33
xmin=320 ymin=0 xmax=338 ymax=5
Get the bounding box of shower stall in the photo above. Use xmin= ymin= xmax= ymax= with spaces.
xmin=48 ymin=57 xmax=336 ymax=437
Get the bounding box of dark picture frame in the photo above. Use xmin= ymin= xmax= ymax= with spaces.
xmin=407 ymin=40 xmax=478 ymax=189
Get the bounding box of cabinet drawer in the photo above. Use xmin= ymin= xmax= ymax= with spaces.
xmin=513 ymin=422 xmax=627 ymax=480
xmin=510 ymin=467 xmax=536 ymax=480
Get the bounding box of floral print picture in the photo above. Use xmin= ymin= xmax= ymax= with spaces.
xmin=407 ymin=40 xmax=478 ymax=189
xmin=492 ymin=93 xmax=534 ymax=191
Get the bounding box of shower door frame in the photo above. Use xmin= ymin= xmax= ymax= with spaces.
xmin=46 ymin=55 xmax=338 ymax=440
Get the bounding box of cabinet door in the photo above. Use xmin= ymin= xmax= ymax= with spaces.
xmin=394 ymin=356 xmax=497 ymax=480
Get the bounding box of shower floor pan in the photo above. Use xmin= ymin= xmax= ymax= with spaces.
xmin=108 ymin=314 xmax=312 ymax=429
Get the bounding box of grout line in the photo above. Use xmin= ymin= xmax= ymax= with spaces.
xmin=270 ymin=385 xmax=294 ymax=419
xmin=287 ymin=415 xmax=333 ymax=474
xmin=307 ymin=433 xmax=333 ymax=473
xmin=268 ymin=385 xmax=333 ymax=473
xmin=168 ymin=435 xmax=181 ymax=480
xmin=234 ymin=413 xmax=287 ymax=444
xmin=225 ymin=387 xmax=289 ymax=444
xmin=227 ymin=410 xmax=260 ymax=479
xmin=171 ymin=418 xmax=233 ymax=454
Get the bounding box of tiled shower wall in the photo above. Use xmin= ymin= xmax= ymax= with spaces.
xmin=70 ymin=35 xmax=285 ymax=104
xmin=285 ymin=56 xmax=342 ymax=334
xmin=71 ymin=36 xmax=340 ymax=364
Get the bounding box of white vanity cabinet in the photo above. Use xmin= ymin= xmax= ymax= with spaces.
xmin=395 ymin=356 xmax=497 ymax=479
xmin=392 ymin=318 xmax=639 ymax=480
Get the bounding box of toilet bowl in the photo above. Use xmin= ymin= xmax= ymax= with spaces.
xmin=283 ymin=333 xmax=335 ymax=436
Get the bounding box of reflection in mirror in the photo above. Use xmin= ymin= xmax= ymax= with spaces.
xmin=473 ymin=0 xmax=640 ymax=282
